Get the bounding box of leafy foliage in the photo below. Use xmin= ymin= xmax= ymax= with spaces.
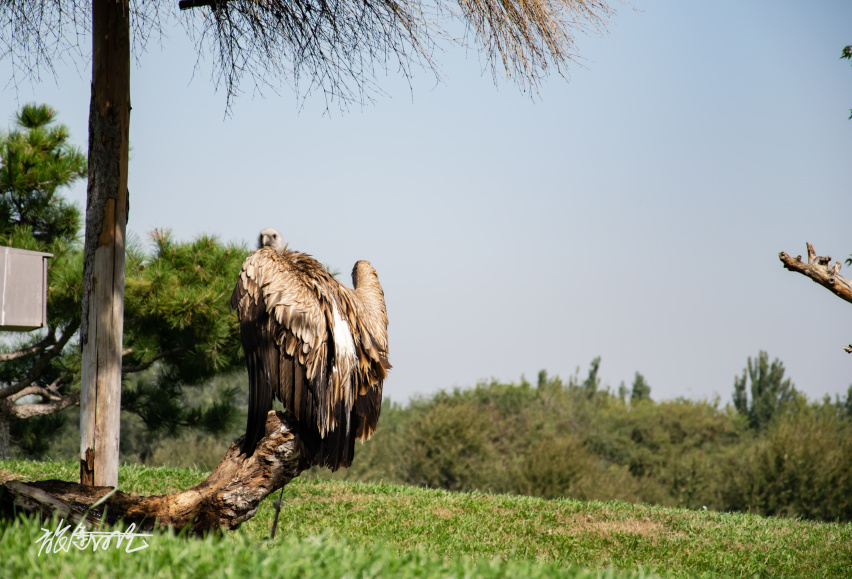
xmin=721 ymin=408 xmax=852 ymax=521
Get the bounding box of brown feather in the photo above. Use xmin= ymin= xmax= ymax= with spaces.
xmin=231 ymin=240 xmax=389 ymax=470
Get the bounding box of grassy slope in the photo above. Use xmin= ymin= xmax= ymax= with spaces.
xmin=1 ymin=459 xmax=851 ymax=578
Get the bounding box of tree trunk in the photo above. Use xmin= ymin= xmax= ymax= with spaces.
xmin=79 ymin=0 xmax=131 ymax=488
xmin=0 ymin=402 xmax=11 ymax=459
xmin=2 ymin=412 xmax=310 ymax=534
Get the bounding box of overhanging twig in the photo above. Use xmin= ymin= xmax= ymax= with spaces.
xmin=179 ymin=0 xmax=219 ymax=10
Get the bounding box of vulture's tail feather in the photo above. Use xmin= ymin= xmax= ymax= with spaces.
xmin=240 ymin=308 xmax=278 ymax=457
xmin=241 ymin=350 xmax=273 ymax=456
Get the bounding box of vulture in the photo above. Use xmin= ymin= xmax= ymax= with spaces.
xmin=230 ymin=228 xmax=390 ymax=470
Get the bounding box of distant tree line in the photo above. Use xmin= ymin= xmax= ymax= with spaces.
xmin=17 ymin=346 xmax=852 ymax=523
xmin=316 ymin=355 xmax=852 ymax=523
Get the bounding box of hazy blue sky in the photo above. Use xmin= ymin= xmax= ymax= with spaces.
xmin=2 ymin=1 xmax=850 ymax=405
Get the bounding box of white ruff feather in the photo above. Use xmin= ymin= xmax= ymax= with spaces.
xmin=331 ymin=301 xmax=357 ymax=416
xmin=332 ymin=301 xmax=357 ymax=371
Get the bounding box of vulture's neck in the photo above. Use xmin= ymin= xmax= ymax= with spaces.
xmin=352 ymin=261 xmax=384 ymax=306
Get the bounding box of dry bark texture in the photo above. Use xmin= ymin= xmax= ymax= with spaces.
xmin=1 ymin=412 xmax=310 ymax=534
xmin=79 ymin=0 xmax=132 ymax=489
xmin=779 ymin=243 xmax=852 ymax=352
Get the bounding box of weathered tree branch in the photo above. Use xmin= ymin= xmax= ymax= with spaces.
xmin=0 ymin=329 xmax=56 ymax=363
xmin=7 ymin=383 xmax=63 ymax=403
xmin=779 ymin=243 xmax=852 ymax=304
xmin=0 ymin=321 xmax=78 ymax=400
xmin=779 ymin=243 xmax=852 ymax=352
xmin=8 ymin=392 xmax=79 ymax=420
xmin=1 ymin=411 xmax=309 ymax=533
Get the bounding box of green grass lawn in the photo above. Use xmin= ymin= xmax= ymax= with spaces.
xmin=2 ymin=459 xmax=850 ymax=578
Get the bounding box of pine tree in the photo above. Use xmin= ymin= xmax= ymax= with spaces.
xmin=0 ymin=103 xmax=86 ymax=458
xmin=0 ymin=104 xmax=246 ymax=459
xmin=732 ymin=351 xmax=800 ymax=430
xmin=630 ymin=372 xmax=651 ymax=403
xmin=0 ymin=103 xmax=84 ymax=243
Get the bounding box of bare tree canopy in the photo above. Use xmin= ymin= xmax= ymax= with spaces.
xmin=0 ymin=0 xmax=619 ymax=106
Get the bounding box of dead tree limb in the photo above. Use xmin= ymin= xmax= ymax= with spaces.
xmin=0 ymin=411 xmax=310 ymax=534
xmin=779 ymin=243 xmax=852 ymax=352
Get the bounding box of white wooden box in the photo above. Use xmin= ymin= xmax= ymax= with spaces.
xmin=0 ymin=246 xmax=53 ymax=331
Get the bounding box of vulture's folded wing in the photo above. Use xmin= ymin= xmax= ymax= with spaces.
xmin=232 ymin=247 xmax=389 ymax=469
xmin=230 ymin=247 xmax=329 ymax=455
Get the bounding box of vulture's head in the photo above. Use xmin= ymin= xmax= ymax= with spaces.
xmin=259 ymin=228 xmax=285 ymax=253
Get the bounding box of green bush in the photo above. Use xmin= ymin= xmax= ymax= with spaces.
xmin=518 ymin=434 xmax=594 ymax=499
xmin=722 ymin=408 xmax=852 ymax=521
xmin=403 ymin=397 xmax=505 ymax=491
xmin=320 ymin=368 xmax=852 ymax=522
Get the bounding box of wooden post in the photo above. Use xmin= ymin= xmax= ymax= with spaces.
xmin=80 ymin=0 xmax=131 ymax=488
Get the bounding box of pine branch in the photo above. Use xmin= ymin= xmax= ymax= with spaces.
xmin=20 ymin=174 xmax=86 ymax=191
xmin=0 ymin=329 xmax=56 ymax=362
xmin=0 ymin=321 xmax=78 ymax=400
xmin=190 ymin=288 xmax=228 ymax=311
xmin=7 ymin=381 xmax=64 ymax=403
xmin=122 ymin=347 xmax=187 ymax=373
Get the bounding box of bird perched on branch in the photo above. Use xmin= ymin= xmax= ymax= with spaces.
xmin=230 ymin=228 xmax=390 ymax=470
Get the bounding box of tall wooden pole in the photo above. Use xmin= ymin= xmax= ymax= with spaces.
xmin=80 ymin=0 xmax=130 ymax=488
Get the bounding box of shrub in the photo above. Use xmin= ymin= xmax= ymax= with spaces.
xmin=722 ymin=409 xmax=852 ymax=520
